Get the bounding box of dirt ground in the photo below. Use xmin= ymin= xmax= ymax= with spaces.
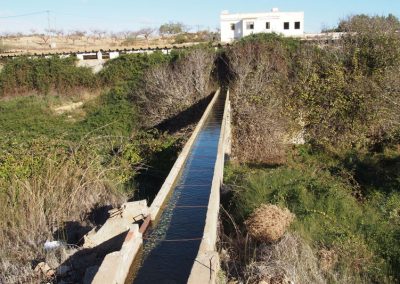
xmin=0 ymin=35 xmax=177 ymax=56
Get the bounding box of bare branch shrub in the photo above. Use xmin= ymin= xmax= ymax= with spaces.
xmin=38 ymin=33 xmax=50 ymax=46
xmin=91 ymin=29 xmax=107 ymax=41
xmin=376 ymin=66 xmax=400 ymax=128
xmin=226 ymin=39 xmax=294 ymax=164
xmin=139 ymin=48 xmax=215 ymax=127
xmin=138 ymin=28 xmax=155 ymax=45
xmin=118 ymin=30 xmax=132 ymax=40
xmin=68 ymin=30 xmax=87 ymax=44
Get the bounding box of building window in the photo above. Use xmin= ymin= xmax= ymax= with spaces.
xmin=295 ymin=22 xmax=301 ymax=29
xmin=246 ymin=22 xmax=254 ymax=30
xmin=266 ymin=22 xmax=270 ymax=29
xmin=230 ymin=23 xmax=235 ymax=31
xmin=284 ymin=22 xmax=290 ymax=30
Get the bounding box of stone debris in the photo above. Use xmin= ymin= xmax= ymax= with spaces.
xmin=34 ymin=262 xmax=55 ymax=279
xmin=53 ymin=102 xmax=84 ymax=114
xmin=53 ymin=201 xmax=148 ymax=283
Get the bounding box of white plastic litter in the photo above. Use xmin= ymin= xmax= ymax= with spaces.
xmin=44 ymin=240 xmax=62 ymax=250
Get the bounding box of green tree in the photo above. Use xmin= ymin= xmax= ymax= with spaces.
xmin=159 ymin=22 xmax=187 ymax=36
xmin=337 ymin=14 xmax=400 ymax=33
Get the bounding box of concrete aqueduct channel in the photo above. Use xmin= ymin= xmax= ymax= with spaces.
xmin=91 ymin=88 xmax=231 ymax=283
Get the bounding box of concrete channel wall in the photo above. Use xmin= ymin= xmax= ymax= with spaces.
xmin=188 ymin=89 xmax=231 ymax=284
xmin=149 ymin=89 xmax=222 ymax=221
xmin=92 ymin=89 xmax=226 ymax=284
xmin=92 ymin=224 xmax=142 ymax=284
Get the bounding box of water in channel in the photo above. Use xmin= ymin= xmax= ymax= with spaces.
xmin=132 ymin=91 xmax=226 ymax=284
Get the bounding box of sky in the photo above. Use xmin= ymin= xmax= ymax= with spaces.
xmin=0 ymin=0 xmax=399 ymax=34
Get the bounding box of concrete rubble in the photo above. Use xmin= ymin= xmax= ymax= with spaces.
xmin=34 ymin=262 xmax=55 ymax=279
xmin=53 ymin=200 xmax=148 ymax=283
xmin=83 ymin=200 xmax=148 ymax=249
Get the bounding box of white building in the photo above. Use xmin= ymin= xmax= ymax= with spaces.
xmin=220 ymin=8 xmax=304 ymax=43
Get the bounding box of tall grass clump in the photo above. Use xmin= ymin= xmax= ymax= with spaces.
xmin=0 ymin=138 xmax=129 ymax=283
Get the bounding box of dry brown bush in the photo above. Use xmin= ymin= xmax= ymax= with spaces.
xmin=318 ymin=248 xmax=338 ymax=273
xmin=244 ymin=233 xmax=325 ymax=284
xmin=327 ymin=237 xmax=376 ymax=283
xmin=376 ymin=65 xmax=400 ymax=130
xmin=226 ymin=40 xmax=294 ymax=164
xmin=0 ymin=145 xmax=126 ymax=283
xmin=219 ymin=209 xmax=324 ymax=284
xmin=139 ymin=48 xmax=215 ymax=127
xmin=244 ymin=204 xmax=294 ymax=243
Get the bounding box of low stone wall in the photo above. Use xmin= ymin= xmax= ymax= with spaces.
xmin=76 ymin=59 xmax=105 ymax=73
xmin=188 ymin=89 xmax=231 ymax=284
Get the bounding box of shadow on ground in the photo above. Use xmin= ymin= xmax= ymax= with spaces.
xmin=56 ymin=231 xmax=128 ymax=283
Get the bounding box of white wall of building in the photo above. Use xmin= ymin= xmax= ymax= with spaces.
xmin=220 ymin=8 xmax=304 ymax=43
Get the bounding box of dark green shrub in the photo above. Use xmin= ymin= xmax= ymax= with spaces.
xmin=225 ymin=19 xmax=400 ymax=158
xmin=239 ymin=32 xmax=301 ymax=52
xmin=98 ymin=52 xmax=171 ymax=88
xmin=0 ymin=56 xmax=97 ymax=97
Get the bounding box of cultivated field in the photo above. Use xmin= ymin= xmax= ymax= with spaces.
xmin=0 ymin=31 xmax=217 ymax=56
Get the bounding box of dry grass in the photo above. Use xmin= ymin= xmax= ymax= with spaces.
xmin=318 ymin=248 xmax=338 ymax=273
xmin=219 ymin=218 xmax=325 ymax=283
xmin=0 ymin=35 xmax=175 ymax=54
xmin=219 ymin=207 xmax=324 ymax=284
xmin=244 ymin=233 xmax=325 ymax=284
xmin=0 ymin=144 xmax=127 ymax=283
xmin=244 ymin=204 xmax=295 ymax=243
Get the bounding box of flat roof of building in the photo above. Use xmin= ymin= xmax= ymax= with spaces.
xmin=220 ymin=10 xmax=304 ymax=21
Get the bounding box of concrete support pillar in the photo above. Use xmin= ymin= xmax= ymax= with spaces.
xmin=109 ymin=51 xmax=119 ymax=59
xmin=96 ymin=51 xmax=103 ymax=60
